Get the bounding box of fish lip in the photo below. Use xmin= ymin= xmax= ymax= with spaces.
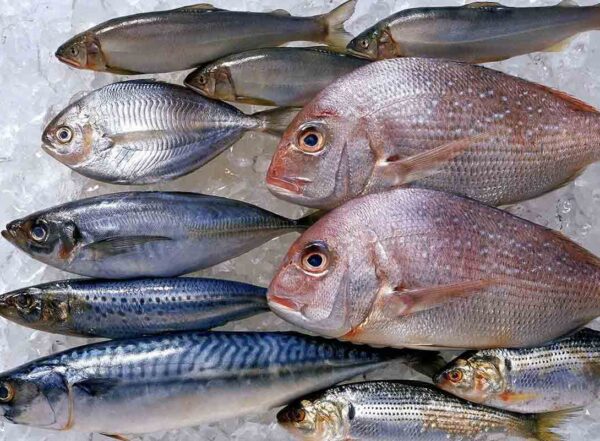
xmin=345 ymin=47 xmax=376 ymax=60
xmin=55 ymin=53 xmax=82 ymax=69
xmin=266 ymin=175 xmax=309 ymax=195
xmin=268 ymin=294 xmax=302 ymax=313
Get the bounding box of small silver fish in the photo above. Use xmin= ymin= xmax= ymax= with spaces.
xmin=185 ymin=47 xmax=368 ymax=107
xmin=0 ymin=332 xmax=406 ymax=435
xmin=278 ymin=380 xmax=574 ymax=440
xmin=347 ymin=1 xmax=600 ymax=63
xmin=42 ymin=80 xmax=295 ymax=185
xmin=55 ymin=1 xmax=357 ymax=74
xmin=0 ymin=278 xmax=268 ymax=338
xmin=2 ymin=191 xmax=319 ymax=279
xmin=435 ymin=328 xmax=600 ymax=413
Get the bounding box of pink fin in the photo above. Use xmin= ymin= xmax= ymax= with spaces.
xmin=535 ymin=84 xmax=599 ymax=113
xmin=100 ymin=435 xmax=129 ymax=441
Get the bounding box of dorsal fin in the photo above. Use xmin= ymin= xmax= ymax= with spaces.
xmin=549 ymin=229 xmax=600 ymax=268
xmin=175 ymin=3 xmax=221 ymax=12
xmin=534 ymin=84 xmax=599 ymax=113
xmin=464 ymin=1 xmax=503 ymax=8
xmin=271 ymin=8 xmax=291 ymax=16
xmin=558 ymin=0 xmax=578 ymax=7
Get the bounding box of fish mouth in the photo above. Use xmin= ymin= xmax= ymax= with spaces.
xmin=55 ymin=53 xmax=83 ymax=69
xmin=266 ymin=175 xmax=310 ymax=195
xmin=268 ymin=294 xmax=303 ymax=312
xmin=345 ymin=47 xmax=376 ymax=60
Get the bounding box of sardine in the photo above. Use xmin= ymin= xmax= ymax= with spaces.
xmin=267 ymin=188 xmax=600 ymax=350
xmin=435 ymin=328 xmax=600 ymax=413
xmin=347 ymin=1 xmax=600 ymax=63
xmin=42 ymin=80 xmax=296 ymax=185
xmin=185 ymin=47 xmax=368 ymax=107
xmin=2 ymin=191 xmax=319 ymax=279
xmin=0 ymin=332 xmax=405 ymax=435
xmin=267 ymin=57 xmax=600 ymax=209
xmin=55 ymin=1 xmax=357 ymax=74
xmin=278 ymin=380 xmax=573 ymax=441
xmin=0 ymin=277 xmax=268 ymax=339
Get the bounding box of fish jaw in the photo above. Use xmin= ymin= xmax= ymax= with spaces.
xmin=2 ymin=220 xmax=29 ymax=250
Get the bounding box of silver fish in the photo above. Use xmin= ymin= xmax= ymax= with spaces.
xmin=42 ymin=80 xmax=295 ymax=185
xmin=0 ymin=278 xmax=268 ymax=339
xmin=435 ymin=328 xmax=600 ymax=413
xmin=268 ymin=188 xmax=600 ymax=350
xmin=0 ymin=332 xmax=408 ymax=435
xmin=185 ymin=47 xmax=368 ymax=107
xmin=2 ymin=191 xmax=318 ymax=279
xmin=347 ymin=1 xmax=600 ymax=63
xmin=55 ymin=1 xmax=357 ymax=74
xmin=278 ymin=380 xmax=574 ymax=441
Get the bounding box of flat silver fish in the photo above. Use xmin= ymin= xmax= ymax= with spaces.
xmin=435 ymin=328 xmax=600 ymax=413
xmin=55 ymin=1 xmax=357 ymax=74
xmin=278 ymin=380 xmax=573 ymax=440
xmin=185 ymin=47 xmax=368 ymax=107
xmin=0 ymin=278 xmax=268 ymax=338
xmin=347 ymin=1 xmax=600 ymax=63
xmin=268 ymin=188 xmax=600 ymax=350
xmin=2 ymin=191 xmax=318 ymax=279
xmin=42 ymin=80 xmax=295 ymax=184
xmin=0 ymin=332 xmax=407 ymax=435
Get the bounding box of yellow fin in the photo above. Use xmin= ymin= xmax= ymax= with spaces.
xmin=499 ymin=391 xmax=539 ymax=403
xmin=527 ymin=408 xmax=581 ymax=441
xmin=464 ymin=2 xmax=503 ymax=8
xmin=543 ymin=37 xmax=575 ymax=53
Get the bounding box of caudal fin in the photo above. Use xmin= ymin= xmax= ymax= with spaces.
xmin=317 ymin=0 xmax=357 ymax=49
xmin=252 ymin=107 xmax=298 ymax=136
xmin=521 ymin=408 xmax=580 ymax=441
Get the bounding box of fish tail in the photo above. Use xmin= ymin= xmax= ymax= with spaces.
xmin=295 ymin=210 xmax=325 ymax=230
xmin=317 ymin=0 xmax=357 ymax=49
xmin=251 ymin=107 xmax=298 ymax=136
xmin=520 ymin=408 xmax=580 ymax=441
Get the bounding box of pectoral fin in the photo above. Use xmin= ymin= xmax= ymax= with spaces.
xmin=499 ymin=391 xmax=539 ymax=403
xmin=389 ymin=279 xmax=500 ymax=317
xmin=74 ymin=378 xmax=120 ymax=397
xmin=83 ymin=236 xmax=172 ymax=259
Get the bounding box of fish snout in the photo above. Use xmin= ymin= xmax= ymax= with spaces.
xmin=2 ymin=220 xmax=28 ymax=247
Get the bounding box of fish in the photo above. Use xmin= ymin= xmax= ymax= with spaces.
xmin=0 ymin=277 xmax=269 ymax=339
xmin=347 ymin=1 xmax=600 ymax=63
xmin=55 ymin=1 xmax=357 ymax=74
xmin=267 ymin=187 xmax=600 ymax=350
xmin=2 ymin=191 xmax=320 ymax=279
xmin=42 ymin=80 xmax=296 ymax=185
xmin=0 ymin=332 xmax=412 ymax=436
xmin=185 ymin=47 xmax=369 ymax=107
xmin=434 ymin=328 xmax=600 ymax=413
xmin=278 ymin=380 xmax=574 ymax=441
xmin=266 ymin=57 xmax=600 ymax=209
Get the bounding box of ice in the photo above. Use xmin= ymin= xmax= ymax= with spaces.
xmin=1 ymin=0 xmax=600 ymax=439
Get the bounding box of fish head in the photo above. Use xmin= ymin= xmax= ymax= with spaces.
xmin=277 ymin=396 xmax=349 ymax=440
xmin=0 ymin=366 xmax=70 ymax=429
xmin=42 ymin=102 xmax=103 ymax=167
xmin=0 ymin=285 xmax=70 ymax=333
xmin=434 ymin=352 xmax=505 ymax=404
xmin=55 ymin=32 xmax=107 ymax=72
xmin=2 ymin=211 xmax=82 ymax=268
xmin=185 ymin=65 xmax=236 ymax=102
xmin=346 ymin=27 xmax=381 ymax=60
xmin=267 ymin=105 xmax=371 ymax=209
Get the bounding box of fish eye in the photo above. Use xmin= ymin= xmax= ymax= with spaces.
xmin=297 ymin=126 xmax=325 ymax=153
xmin=16 ymin=293 xmax=36 ymax=311
xmin=446 ymin=369 xmax=464 ymax=383
xmin=359 ymin=38 xmax=370 ymax=49
xmin=301 ymin=243 xmax=330 ymax=274
xmin=197 ymin=74 xmax=208 ymax=86
xmin=69 ymin=46 xmax=79 ymax=57
xmin=56 ymin=126 xmax=73 ymax=144
xmin=30 ymin=222 xmax=48 ymax=243
xmin=290 ymin=408 xmax=306 ymax=423
xmin=0 ymin=382 xmax=15 ymax=403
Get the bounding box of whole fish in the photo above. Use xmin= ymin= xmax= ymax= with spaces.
xmin=0 ymin=278 xmax=268 ymax=339
xmin=0 ymin=332 xmax=408 ymax=435
xmin=278 ymin=381 xmax=573 ymax=441
xmin=347 ymin=1 xmax=600 ymax=63
xmin=267 ymin=57 xmax=600 ymax=209
xmin=42 ymin=80 xmax=295 ymax=185
xmin=435 ymin=328 xmax=600 ymax=413
xmin=185 ymin=47 xmax=368 ymax=107
xmin=267 ymin=188 xmax=600 ymax=350
xmin=55 ymin=1 xmax=357 ymax=74
xmin=2 ymin=191 xmax=318 ymax=279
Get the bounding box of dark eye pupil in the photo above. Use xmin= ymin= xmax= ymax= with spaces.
xmin=303 ymin=134 xmax=318 ymax=147
xmin=307 ymin=253 xmax=323 ymax=268
xmin=0 ymin=385 xmax=10 ymax=401
xmin=59 ymin=130 xmax=69 ymax=139
xmin=32 ymin=225 xmax=46 ymax=240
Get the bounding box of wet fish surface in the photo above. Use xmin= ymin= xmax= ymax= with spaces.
xmin=55 ymin=1 xmax=357 ymax=74
xmin=347 ymin=1 xmax=600 ymax=63
xmin=185 ymin=47 xmax=368 ymax=107
xmin=0 ymin=278 xmax=268 ymax=339
xmin=435 ymin=328 xmax=600 ymax=413
xmin=268 ymin=188 xmax=600 ymax=350
xmin=2 ymin=191 xmax=317 ymax=279
xmin=278 ymin=380 xmax=572 ymax=441
xmin=267 ymin=57 xmax=600 ymax=209
xmin=0 ymin=332 xmax=404 ymax=435
xmin=43 ymin=80 xmax=295 ymax=185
